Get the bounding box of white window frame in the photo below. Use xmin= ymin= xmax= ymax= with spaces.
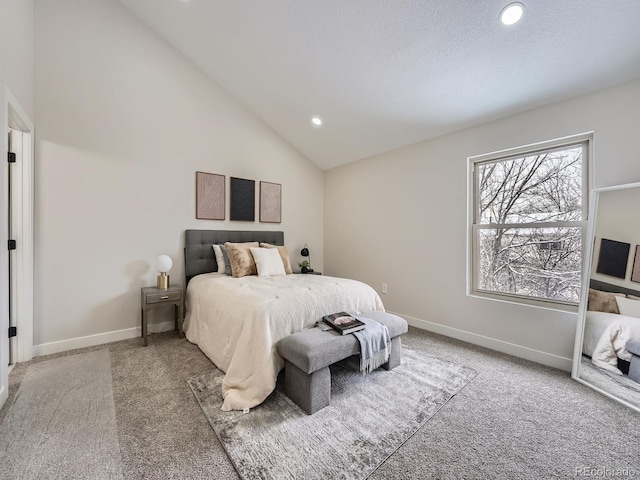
xmin=467 ymin=132 xmax=593 ymax=311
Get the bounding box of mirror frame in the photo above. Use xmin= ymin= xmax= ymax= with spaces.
xmin=572 ymin=181 xmax=640 ymax=413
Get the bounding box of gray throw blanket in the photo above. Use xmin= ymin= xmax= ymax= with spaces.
xmin=353 ymin=315 xmax=391 ymax=373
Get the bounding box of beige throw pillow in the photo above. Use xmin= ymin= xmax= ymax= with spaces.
xmin=587 ymin=288 xmax=624 ymax=313
xmin=224 ymin=242 xmax=260 ymax=278
xmin=259 ymin=243 xmax=292 ymax=274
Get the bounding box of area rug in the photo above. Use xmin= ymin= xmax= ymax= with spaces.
xmin=0 ymin=350 xmax=123 ymax=480
xmin=188 ymin=346 xmax=477 ymax=480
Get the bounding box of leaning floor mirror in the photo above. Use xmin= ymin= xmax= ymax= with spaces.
xmin=573 ymin=181 xmax=640 ymax=413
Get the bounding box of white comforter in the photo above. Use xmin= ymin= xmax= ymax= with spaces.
xmin=584 ymin=311 xmax=640 ymax=375
xmin=184 ymin=273 xmax=385 ymax=411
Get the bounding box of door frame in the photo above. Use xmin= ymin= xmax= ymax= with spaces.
xmin=1 ymin=87 xmax=34 ymax=408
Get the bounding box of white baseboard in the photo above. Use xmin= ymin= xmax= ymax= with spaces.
xmin=31 ymin=314 xmax=573 ymax=372
xmin=395 ymin=312 xmax=573 ymax=372
xmin=32 ymin=321 xmax=178 ymax=358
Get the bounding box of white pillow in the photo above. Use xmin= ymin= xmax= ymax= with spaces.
xmin=615 ymin=296 xmax=640 ymax=318
xmin=250 ymin=247 xmax=286 ymax=277
xmin=212 ymin=244 xmax=225 ymax=274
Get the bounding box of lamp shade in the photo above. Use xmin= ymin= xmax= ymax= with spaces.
xmin=156 ymin=254 xmax=173 ymax=273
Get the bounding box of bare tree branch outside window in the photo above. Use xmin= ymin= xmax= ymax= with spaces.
xmin=474 ymin=144 xmax=585 ymax=303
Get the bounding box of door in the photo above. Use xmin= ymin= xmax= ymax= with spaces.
xmin=1 ymin=91 xmax=35 ymax=410
xmin=0 ymin=127 xmax=9 ymax=409
xmin=8 ymin=128 xmax=18 ymax=366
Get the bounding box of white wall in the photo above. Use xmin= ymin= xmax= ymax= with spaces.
xmin=591 ymin=185 xmax=640 ymax=290
xmin=324 ymin=79 xmax=640 ymax=370
xmin=34 ymin=0 xmax=323 ymax=353
xmin=0 ymin=0 xmax=34 ymax=403
xmin=0 ymin=0 xmax=33 ymax=117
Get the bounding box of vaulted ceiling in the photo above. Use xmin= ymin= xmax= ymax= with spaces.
xmin=119 ymin=0 xmax=640 ymax=170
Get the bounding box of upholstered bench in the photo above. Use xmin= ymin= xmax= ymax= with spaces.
xmin=277 ymin=311 xmax=408 ymax=414
xmin=627 ymin=341 xmax=640 ymax=383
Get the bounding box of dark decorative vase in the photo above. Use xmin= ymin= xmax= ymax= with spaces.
xmin=301 ymin=266 xmax=309 ymax=273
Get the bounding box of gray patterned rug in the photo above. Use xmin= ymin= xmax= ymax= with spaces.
xmin=0 ymin=350 xmax=123 ymax=480
xmin=188 ymin=347 xmax=477 ymax=480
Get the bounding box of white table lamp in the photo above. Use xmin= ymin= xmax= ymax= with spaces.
xmin=156 ymin=254 xmax=173 ymax=289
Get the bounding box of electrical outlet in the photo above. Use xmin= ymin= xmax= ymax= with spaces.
xmin=381 ymin=283 xmax=388 ymax=294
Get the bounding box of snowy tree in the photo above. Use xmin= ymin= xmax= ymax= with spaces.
xmin=475 ymin=145 xmax=584 ymax=303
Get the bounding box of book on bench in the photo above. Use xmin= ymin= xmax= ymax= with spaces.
xmin=322 ymin=312 xmax=366 ymax=335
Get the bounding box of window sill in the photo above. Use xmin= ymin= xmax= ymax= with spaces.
xmin=468 ymin=290 xmax=579 ymax=314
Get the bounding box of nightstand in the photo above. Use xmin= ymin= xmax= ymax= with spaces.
xmin=140 ymin=284 xmax=184 ymax=346
xmin=301 ymin=271 xmax=322 ymax=275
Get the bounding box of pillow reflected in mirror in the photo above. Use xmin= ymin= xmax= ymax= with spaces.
xmin=615 ymin=296 xmax=640 ymax=318
xmin=588 ymin=288 xmax=625 ymax=313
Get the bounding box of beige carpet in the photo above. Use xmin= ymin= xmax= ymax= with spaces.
xmin=0 ymin=350 xmax=123 ymax=480
xmin=1 ymin=329 xmax=639 ymax=479
xmin=188 ymin=348 xmax=477 ymax=480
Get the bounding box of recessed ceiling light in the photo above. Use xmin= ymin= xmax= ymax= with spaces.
xmin=310 ymin=116 xmax=323 ymax=127
xmin=500 ymin=3 xmax=524 ymax=26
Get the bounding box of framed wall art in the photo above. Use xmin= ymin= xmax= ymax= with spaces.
xmin=230 ymin=177 xmax=255 ymax=221
xmin=259 ymin=181 xmax=282 ymax=223
xmin=596 ymin=238 xmax=630 ymax=279
xmin=632 ymin=245 xmax=640 ymax=283
xmin=195 ymin=172 xmax=225 ymax=220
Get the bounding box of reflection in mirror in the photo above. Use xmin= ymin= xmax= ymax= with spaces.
xmin=573 ymin=182 xmax=640 ymax=413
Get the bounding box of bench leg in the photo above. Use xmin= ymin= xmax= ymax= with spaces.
xmin=382 ymin=336 xmax=402 ymax=371
xmin=284 ymin=361 xmax=331 ymax=414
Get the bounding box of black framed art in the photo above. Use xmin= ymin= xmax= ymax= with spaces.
xmin=230 ymin=177 xmax=255 ymax=221
xmin=596 ymin=238 xmax=630 ymax=279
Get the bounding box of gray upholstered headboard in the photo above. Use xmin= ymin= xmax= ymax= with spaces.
xmin=589 ymin=279 xmax=640 ymax=298
xmin=184 ymin=229 xmax=284 ymax=286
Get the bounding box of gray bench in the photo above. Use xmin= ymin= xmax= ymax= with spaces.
xmin=277 ymin=311 xmax=408 ymax=414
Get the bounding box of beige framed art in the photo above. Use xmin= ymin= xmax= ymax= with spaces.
xmin=632 ymin=245 xmax=640 ymax=283
xmin=196 ymin=172 xmax=225 ymax=220
xmin=259 ymin=181 xmax=282 ymax=223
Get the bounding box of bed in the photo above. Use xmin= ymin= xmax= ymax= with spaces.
xmin=182 ymin=229 xmax=385 ymax=411
xmin=583 ymin=279 xmax=640 ymax=376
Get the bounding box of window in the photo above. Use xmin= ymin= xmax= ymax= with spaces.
xmin=468 ymin=135 xmax=590 ymax=307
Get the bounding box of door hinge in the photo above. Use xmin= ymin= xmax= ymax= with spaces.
xmin=8 ymin=326 xmax=17 ymax=338
xmin=7 ymin=151 xmax=16 ymax=163
xmin=8 ymin=239 xmax=16 ymax=250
